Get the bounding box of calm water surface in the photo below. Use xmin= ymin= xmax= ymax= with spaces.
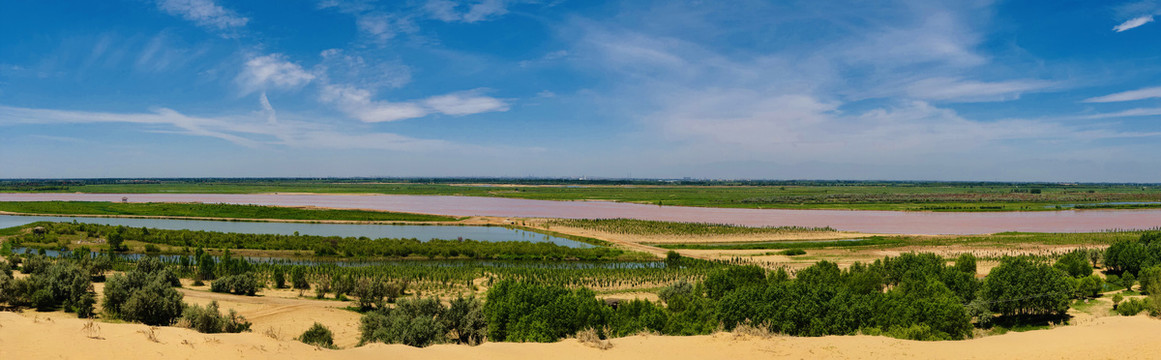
xmin=3 ymin=193 xmax=1161 ymax=234
xmin=0 ymin=214 xmax=590 ymax=248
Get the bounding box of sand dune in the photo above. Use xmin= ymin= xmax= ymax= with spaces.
xmin=3 ymin=311 xmax=1159 ymax=360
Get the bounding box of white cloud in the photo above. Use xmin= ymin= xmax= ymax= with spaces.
xmin=904 ymin=77 xmax=1054 ymax=102
xmin=319 ymin=85 xmax=508 ymax=122
xmin=423 ymin=0 xmax=518 ymax=23
xmin=236 ymin=54 xmax=315 ymax=95
xmin=156 ymin=0 xmax=249 ymax=32
xmin=423 ymin=90 xmax=510 ymax=115
xmin=424 ymin=0 xmax=461 ymax=22
xmin=1083 ymin=86 xmax=1161 ymax=103
xmin=1114 ymin=15 xmax=1154 ymax=32
xmin=463 ymin=0 xmax=510 ymax=23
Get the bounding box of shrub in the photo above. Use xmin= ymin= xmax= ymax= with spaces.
xmin=299 ymin=322 xmax=335 ymax=348
xmin=351 ymin=278 xmax=405 ymax=310
xmin=291 ymin=267 xmax=310 ymax=290
xmin=1074 ymin=275 xmax=1103 ymax=299
xmin=210 ymin=273 xmax=261 ymax=296
xmin=1140 ymin=265 xmax=1161 ymax=295
xmin=703 ymin=265 xmax=766 ymax=300
xmin=272 ymin=269 xmax=286 ymax=289
xmin=1116 ymin=298 xmax=1148 ymax=316
xmin=102 ymin=261 xmax=185 ymax=325
xmin=658 ymin=281 xmax=694 ymax=304
xmin=444 ymin=296 xmax=486 ymax=345
xmin=182 ymin=301 xmax=252 ymax=334
xmin=778 ymin=249 xmax=807 ymax=256
xmin=360 ymin=297 xmax=449 ymax=347
xmin=483 ymin=280 xmax=610 ymax=342
xmin=119 ymin=279 xmax=185 ymax=325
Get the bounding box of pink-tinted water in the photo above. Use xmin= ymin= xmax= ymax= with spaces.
xmin=1 ymin=193 xmax=1159 ymax=235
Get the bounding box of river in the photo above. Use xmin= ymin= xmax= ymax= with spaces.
xmin=1 ymin=193 xmax=1160 ymax=234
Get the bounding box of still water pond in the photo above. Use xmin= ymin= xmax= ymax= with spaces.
xmin=0 ymin=215 xmax=591 ymax=248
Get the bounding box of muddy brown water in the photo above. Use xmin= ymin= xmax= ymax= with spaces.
xmin=2 ymin=193 xmax=1160 ymax=235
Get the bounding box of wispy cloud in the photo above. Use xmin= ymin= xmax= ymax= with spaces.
xmin=1084 ymin=86 xmax=1161 ymax=102
xmin=319 ymin=85 xmax=508 ymax=122
xmin=0 ymin=104 xmax=465 ymax=152
xmin=316 ymin=49 xmax=410 ymax=90
xmin=236 ymin=54 xmax=315 ymax=95
xmin=904 ymin=77 xmax=1055 ymax=102
xmin=423 ymin=0 xmax=523 ymax=23
xmin=156 ymin=0 xmax=249 ymax=34
xmin=1114 ymin=15 xmax=1154 ymax=32
xmin=423 ymin=90 xmax=510 ymax=115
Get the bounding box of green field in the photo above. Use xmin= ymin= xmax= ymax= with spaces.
xmin=650 ymin=231 xmax=1145 ymax=250
xmin=3 ymin=178 xmax=1161 ymax=211
xmin=0 ymin=201 xmax=460 ymax=222
xmin=546 ymin=218 xmax=835 ymax=235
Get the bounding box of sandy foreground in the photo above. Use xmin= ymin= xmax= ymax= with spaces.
xmin=2 ymin=311 xmax=1159 ymax=360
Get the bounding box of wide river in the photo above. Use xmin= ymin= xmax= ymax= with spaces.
xmin=2 ymin=193 xmax=1160 ymax=234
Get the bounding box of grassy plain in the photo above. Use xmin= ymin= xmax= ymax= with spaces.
xmin=5 ymin=179 xmax=1161 ymax=211
xmin=0 ymin=201 xmax=460 ymax=222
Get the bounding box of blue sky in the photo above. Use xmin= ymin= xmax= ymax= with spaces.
xmin=3 ymin=0 xmax=1161 ymax=181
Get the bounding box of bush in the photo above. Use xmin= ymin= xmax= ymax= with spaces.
xmin=182 ymin=301 xmax=251 ymax=334
xmin=351 ymin=278 xmax=405 ymax=310
xmin=483 ymin=280 xmax=612 ymax=342
xmin=119 ymin=279 xmax=185 ymax=325
xmin=778 ymin=249 xmax=806 ymax=256
xmin=1116 ymin=298 xmax=1149 ymax=316
xmin=272 ymin=269 xmax=286 ymax=289
xmin=299 ymin=322 xmax=335 ymax=348
xmin=1074 ymin=275 xmax=1103 ymax=299
xmin=703 ymin=265 xmax=766 ymax=300
xmin=1140 ymin=266 xmax=1161 ymax=295
xmin=360 ymin=297 xmax=449 ymax=347
xmin=102 ymin=261 xmax=185 ymax=326
xmin=444 ymin=296 xmax=487 ymax=345
xmin=658 ymin=281 xmax=694 ymax=304
xmin=291 ymin=267 xmax=310 ymax=290
xmin=210 ymin=273 xmax=261 ymax=296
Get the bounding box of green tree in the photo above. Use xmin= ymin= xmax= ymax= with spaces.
xmin=980 ymin=256 xmax=1071 ymax=317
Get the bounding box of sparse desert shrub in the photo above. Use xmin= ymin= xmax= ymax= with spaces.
xmin=291 ymin=267 xmax=309 ymax=290
xmin=658 ymin=281 xmax=694 ymax=304
xmin=272 ymin=269 xmax=286 ymax=289
xmin=210 ymin=273 xmax=261 ymax=296
xmin=103 ymin=258 xmax=185 ymax=326
xmin=298 ymin=322 xmax=336 ymax=348
xmin=443 ymin=296 xmax=486 ymax=345
xmin=182 ymin=301 xmax=252 ymax=334
xmin=360 ymin=297 xmax=446 ymax=347
xmin=1116 ymin=298 xmax=1148 ymax=316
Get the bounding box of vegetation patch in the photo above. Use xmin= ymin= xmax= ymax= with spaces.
xmin=546 ymin=218 xmax=834 ymax=236
xmin=0 ymin=201 xmax=460 ymax=222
